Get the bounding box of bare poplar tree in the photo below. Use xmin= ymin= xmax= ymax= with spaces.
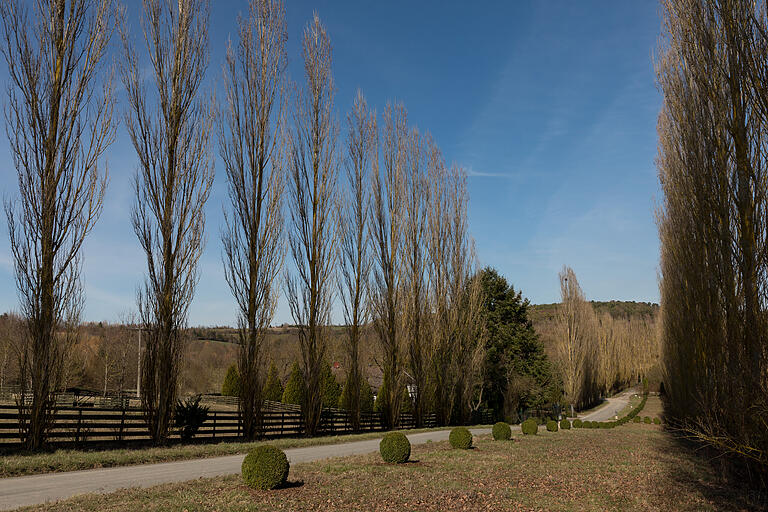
xmin=657 ymin=0 xmax=768 ymax=480
xmin=0 ymin=0 xmax=117 ymax=449
xmin=370 ymin=103 xmax=407 ymax=429
xmin=402 ymin=130 xmax=428 ymax=427
xmin=122 ymin=0 xmax=214 ymax=445
xmin=426 ymin=145 xmax=453 ymax=425
xmin=338 ymin=90 xmax=375 ymax=432
xmin=285 ymin=13 xmax=339 ymax=437
xmin=447 ymin=169 xmax=486 ymax=424
xmin=555 ymin=266 xmax=594 ymax=415
xmin=219 ymin=0 xmax=287 ymax=441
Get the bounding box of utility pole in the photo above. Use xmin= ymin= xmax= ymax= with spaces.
xmin=136 ymin=329 xmax=141 ymax=398
xmin=128 ymin=327 xmax=142 ymax=399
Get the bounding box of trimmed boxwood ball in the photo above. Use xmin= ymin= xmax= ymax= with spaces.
xmin=241 ymin=445 xmax=289 ymax=490
xmin=653 ymin=417 xmax=661 ymax=425
xmin=572 ymin=419 xmax=583 ymax=428
xmin=643 ymin=416 xmax=652 ymax=424
xmin=449 ymin=427 xmax=473 ymax=449
xmin=380 ymin=432 xmax=411 ymax=463
xmin=492 ymin=421 xmax=512 ymax=441
xmin=560 ymin=419 xmax=571 ymax=430
xmin=546 ymin=420 xmax=558 ymax=432
xmin=521 ymin=418 xmax=538 ymax=435
xmin=633 ymin=416 xmax=642 ymax=423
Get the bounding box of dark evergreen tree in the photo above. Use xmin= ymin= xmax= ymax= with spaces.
xmin=282 ymin=362 xmax=306 ymax=406
xmin=222 ymin=364 xmax=241 ymax=397
xmin=320 ymin=361 xmax=341 ymax=408
xmin=263 ymin=361 xmax=284 ymax=403
xmin=479 ymin=267 xmax=554 ymax=420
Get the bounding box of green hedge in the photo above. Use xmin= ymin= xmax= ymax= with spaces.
xmin=492 ymin=422 xmax=512 ymax=441
xmin=241 ymin=446 xmax=289 ymax=490
xmin=572 ymin=419 xmax=583 ymax=428
xmin=560 ymin=419 xmax=571 ymax=430
xmin=521 ymin=418 xmax=538 ymax=435
xmin=546 ymin=420 xmax=558 ymax=432
xmin=380 ymin=432 xmax=411 ymax=463
xmin=449 ymin=427 xmax=473 ymax=449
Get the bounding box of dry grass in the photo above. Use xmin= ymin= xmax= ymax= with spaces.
xmin=0 ymin=426 xmax=467 ymax=478
xmin=18 ymin=416 xmax=764 ymax=511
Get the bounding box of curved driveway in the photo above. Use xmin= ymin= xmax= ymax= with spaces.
xmin=578 ymin=388 xmax=637 ymax=423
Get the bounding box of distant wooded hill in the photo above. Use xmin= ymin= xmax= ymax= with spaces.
xmin=0 ymin=301 xmax=660 ymax=397
xmin=529 ymin=300 xmax=659 ymax=324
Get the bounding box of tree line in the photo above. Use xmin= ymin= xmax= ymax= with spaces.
xmin=552 ymin=266 xmax=659 ymax=415
xmin=657 ymin=0 xmax=768 ymax=484
xmin=0 ymin=0 xmax=486 ymax=448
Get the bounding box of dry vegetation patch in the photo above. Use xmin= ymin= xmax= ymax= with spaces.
xmin=18 ymin=425 xmax=763 ymax=511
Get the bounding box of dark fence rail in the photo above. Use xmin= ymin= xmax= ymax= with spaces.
xmin=0 ymin=404 xmax=458 ymax=447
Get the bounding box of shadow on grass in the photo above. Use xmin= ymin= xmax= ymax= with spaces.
xmin=660 ymin=430 xmax=768 ymax=511
xmin=279 ymin=480 xmax=304 ymax=490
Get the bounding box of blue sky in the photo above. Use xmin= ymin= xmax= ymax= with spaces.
xmin=0 ymin=1 xmax=662 ymax=326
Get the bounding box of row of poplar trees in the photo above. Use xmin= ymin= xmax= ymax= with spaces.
xmin=555 ymin=267 xmax=658 ymax=415
xmin=0 ymin=0 xmax=484 ymax=449
xmin=657 ymin=0 xmax=768 ymax=482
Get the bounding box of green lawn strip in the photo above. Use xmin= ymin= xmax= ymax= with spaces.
xmin=15 ymin=427 xmax=754 ymax=512
xmin=0 ymin=425 xmax=489 ymax=478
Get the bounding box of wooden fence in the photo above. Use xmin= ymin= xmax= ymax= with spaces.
xmin=0 ymin=403 xmax=447 ymax=447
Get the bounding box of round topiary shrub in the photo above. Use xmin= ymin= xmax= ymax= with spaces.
xmin=521 ymin=418 xmax=538 ymax=435
xmin=560 ymin=419 xmax=571 ymax=430
xmin=643 ymin=416 xmax=652 ymax=424
xmin=546 ymin=420 xmax=558 ymax=432
xmin=241 ymin=445 xmax=289 ymax=490
xmin=653 ymin=417 xmax=661 ymax=425
xmin=379 ymin=432 xmax=411 ymax=463
xmin=633 ymin=416 xmax=642 ymax=423
xmin=449 ymin=427 xmax=473 ymax=449
xmin=492 ymin=421 xmax=512 ymax=441
xmin=572 ymin=419 xmax=583 ymax=428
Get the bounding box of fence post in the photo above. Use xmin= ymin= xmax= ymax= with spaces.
xmin=76 ymin=408 xmax=82 ymax=443
xmin=212 ymin=411 xmax=216 ymax=439
xmin=281 ymin=411 xmax=284 ymax=436
xmin=120 ymin=408 xmax=125 ymax=442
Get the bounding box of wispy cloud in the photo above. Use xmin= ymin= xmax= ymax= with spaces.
xmin=465 ymin=166 xmax=517 ymax=179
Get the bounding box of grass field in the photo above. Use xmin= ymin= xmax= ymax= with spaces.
xmin=0 ymin=426 xmax=475 ymax=478
xmin=17 ymin=399 xmax=764 ymax=511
